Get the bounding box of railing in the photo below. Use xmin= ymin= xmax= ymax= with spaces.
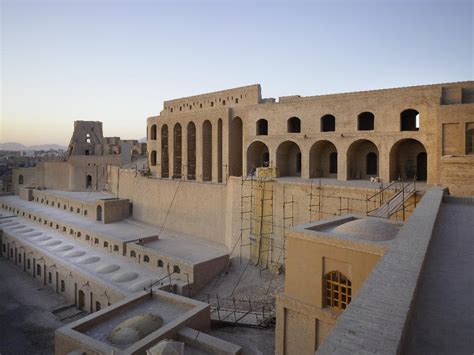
xmin=366 ymin=177 xmax=417 ymax=220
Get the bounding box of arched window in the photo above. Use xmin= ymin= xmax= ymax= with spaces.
xmin=256 ymin=119 xmax=268 ymax=135
xmin=150 ymin=124 xmax=157 ymax=140
xmin=157 ymin=259 xmax=164 ymax=267
xmin=18 ymin=175 xmax=24 ymax=185
xmin=144 ymin=255 xmax=150 ymax=263
xmin=103 ymin=241 xmax=108 ymax=248
xmin=400 ymin=109 xmax=420 ymax=131
xmin=325 ymin=271 xmax=352 ymax=311
xmin=150 ymin=150 xmax=157 ymax=166
xmin=321 ymin=114 xmax=336 ymax=132
xmin=366 ymin=152 xmax=378 ymax=175
xmin=130 ymin=250 xmax=136 ymax=258
xmin=358 ymin=112 xmax=375 ymax=131
xmin=173 ymin=265 xmax=181 ymax=274
xmin=287 ymin=117 xmax=301 ymax=133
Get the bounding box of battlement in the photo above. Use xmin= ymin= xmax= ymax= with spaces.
xmin=163 ymin=84 xmax=261 ymax=114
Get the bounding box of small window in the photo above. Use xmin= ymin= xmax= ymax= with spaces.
xmin=94 ymin=238 xmax=99 ymax=245
xmin=86 ymin=235 xmax=90 ymax=241
xmin=95 ymin=301 xmax=101 ymax=311
xmin=84 ymin=210 xmax=88 ymax=216
xmin=77 ymin=232 xmax=81 ymax=238
xmin=131 ymin=250 xmax=136 ymax=258
xmin=18 ymin=254 xmax=22 ymax=263
xmin=357 ymin=112 xmax=374 ymax=131
xmin=104 ymin=241 xmax=109 ymax=248
xmin=400 ymin=109 xmax=420 ymax=131
xmin=2 ymin=244 xmax=6 ymax=252
xmin=157 ymin=259 xmax=164 ymax=267
xmin=77 ymin=208 xmax=80 ymax=214
xmin=235 ymin=98 xmax=239 ymax=104
xmin=27 ymin=259 xmax=31 ymax=269
xmin=18 ymin=175 xmax=24 ymax=185
xmin=321 ymin=114 xmax=336 ymax=132
xmin=61 ymin=280 xmax=65 ymax=292
xmin=113 ymin=245 xmax=119 ymax=252
xmin=48 ymin=272 xmax=52 ymax=284
xmin=70 ymin=229 xmax=74 ymax=235
xmin=144 ymin=255 xmax=150 ymax=263
xmin=62 ymin=227 xmax=66 ymax=232
xmin=173 ymin=265 xmax=181 ymax=274
xmin=222 ymin=100 xmax=226 ymax=105
xmin=256 ymin=119 xmax=268 ymax=136
xmin=325 ymin=271 xmax=352 ymax=311
xmin=37 ymin=264 xmax=41 ymax=276
xmin=287 ymin=117 xmax=301 ymax=133
xmin=211 ymin=102 xmax=214 ymax=107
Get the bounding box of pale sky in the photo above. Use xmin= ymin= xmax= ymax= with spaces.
xmin=1 ymin=0 xmax=473 ymax=146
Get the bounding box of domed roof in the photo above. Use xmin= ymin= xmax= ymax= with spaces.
xmin=332 ymin=218 xmax=399 ymax=241
xmin=107 ymin=314 xmax=163 ymax=346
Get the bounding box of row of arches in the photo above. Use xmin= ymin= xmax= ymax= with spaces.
xmin=149 ymin=120 xmax=224 ymax=182
xmin=254 ymin=109 xmax=420 ymax=136
xmin=247 ymin=138 xmax=428 ymax=181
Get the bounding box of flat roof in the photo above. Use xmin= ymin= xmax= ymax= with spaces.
xmin=402 ymin=196 xmax=474 ymax=353
xmin=37 ymin=189 xmax=116 ymax=203
xmin=0 ymin=214 xmax=171 ymax=295
xmin=0 ymin=195 xmax=228 ymax=265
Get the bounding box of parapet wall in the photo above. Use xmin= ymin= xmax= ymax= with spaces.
xmin=316 ymin=187 xmax=446 ymax=354
xmin=161 ymin=84 xmax=261 ymax=114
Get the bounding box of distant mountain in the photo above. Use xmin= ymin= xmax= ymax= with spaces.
xmin=0 ymin=142 xmax=67 ymax=151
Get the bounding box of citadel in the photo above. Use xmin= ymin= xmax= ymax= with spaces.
xmin=1 ymin=81 xmax=473 ymax=354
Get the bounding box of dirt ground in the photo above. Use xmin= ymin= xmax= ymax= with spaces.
xmin=0 ymin=257 xmax=70 ymax=355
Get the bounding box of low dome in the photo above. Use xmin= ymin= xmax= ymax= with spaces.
xmin=77 ymin=256 xmax=101 ymax=264
xmin=332 ymin=218 xmax=399 ymax=241
xmin=36 ymin=236 xmax=52 ymax=242
xmin=23 ymin=232 xmax=42 ymax=238
xmin=107 ymin=314 xmax=163 ymax=346
xmin=95 ymin=264 xmax=120 ymax=274
xmin=64 ymin=250 xmax=86 ymax=258
xmin=18 ymin=228 xmax=34 ymax=234
xmin=111 ymin=272 xmax=139 ymax=283
xmin=52 ymin=245 xmax=74 ymax=252
xmin=41 ymin=239 xmax=60 ymax=246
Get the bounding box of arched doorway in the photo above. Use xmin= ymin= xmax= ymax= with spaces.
xmin=173 ymin=123 xmax=182 ymax=179
xmin=417 ymin=152 xmax=427 ymax=181
xmin=247 ymin=141 xmax=270 ymax=175
xmin=389 ymin=139 xmax=427 ymax=181
xmin=86 ymin=175 xmax=92 ymax=188
xmin=276 ymin=141 xmax=301 ymax=177
xmin=96 ymin=205 xmax=102 ymax=222
xmin=161 ymin=125 xmax=169 ymax=178
xmin=202 ymin=120 xmax=212 ymax=181
xmin=347 ymin=139 xmax=379 ymax=179
xmin=229 ymin=117 xmax=243 ymax=176
xmin=187 ymin=122 xmax=196 ymax=180
xmin=309 ymin=140 xmax=338 ymax=178
xmin=217 ymin=119 xmax=223 ymax=183
xmin=78 ymin=290 xmax=85 ymax=310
